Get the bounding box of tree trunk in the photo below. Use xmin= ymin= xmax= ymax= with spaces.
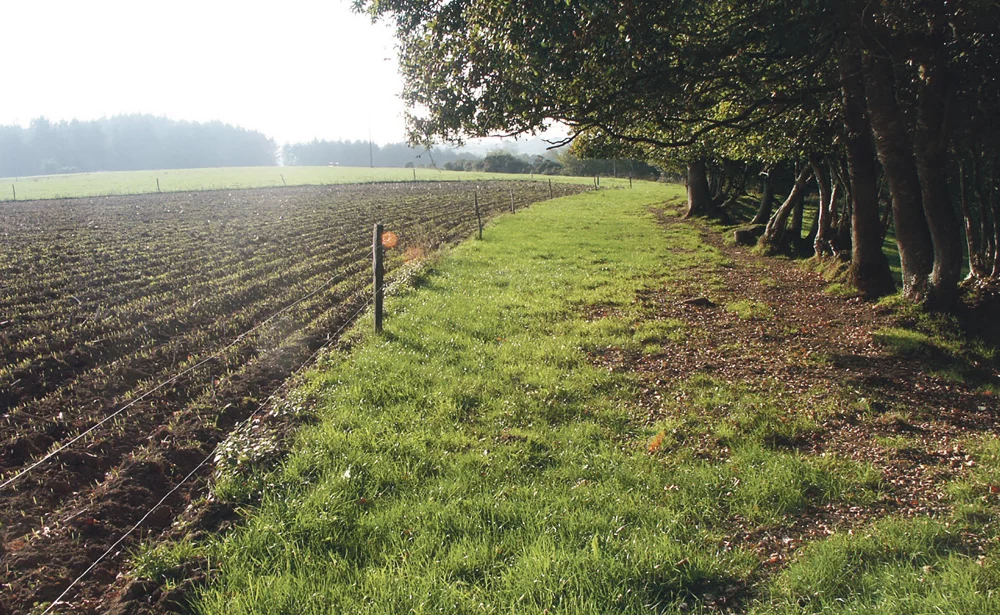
xmin=834 ymin=178 xmax=854 ymax=253
xmin=880 ymin=194 xmax=893 ymax=243
xmin=840 ymin=47 xmax=896 ymax=298
xmin=864 ymin=54 xmax=933 ymax=302
xmin=960 ymin=162 xmax=987 ymax=278
xmin=813 ymin=182 xmax=843 ymax=256
xmin=804 ymin=197 xmax=820 ymax=250
xmin=973 ymin=159 xmax=998 ymax=277
xmin=829 ymin=158 xmax=854 ymax=253
xmin=812 ymin=157 xmax=835 ymax=257
xmin=751 ymin=173 xmax=775 ymax=224
xmin=789 ymin=176 xmax=806 ymax=244
xmin=761 ymin=164 xmax=813 ymax=252
xmin=913 ymin=56 xmax=963 ymax=308
xmin=992 ymin=172 xmax=1000 ymax=278
xmin=685 ymin=160 xmax=716 ymax=218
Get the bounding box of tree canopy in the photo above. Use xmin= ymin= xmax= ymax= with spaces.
xmin=357 ymin=0 xmax=1000 ymax=309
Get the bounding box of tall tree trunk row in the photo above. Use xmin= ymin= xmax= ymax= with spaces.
xmin=812 ymin=157 xmax=836 ymax=257
xmin=761 ymin=164 xmax=813 ymax=251
xmin=913 ymin=53 xmax=964 ymax=308
xmin=839 ymin=45 xmax=896 ymax=298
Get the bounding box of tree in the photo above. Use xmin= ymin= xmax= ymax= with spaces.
xmin=357 ymin=0 xmax=999 ymax=307
xmin=481 ymin=151 xmax=531 ymax=174
xmin=357 ymin=0 xmax=847 ymax=222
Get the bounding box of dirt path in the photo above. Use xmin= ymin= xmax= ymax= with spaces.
xmin=592 ymin=209 xmax=999 ymax=583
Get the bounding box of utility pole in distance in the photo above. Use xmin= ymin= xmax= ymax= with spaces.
xmin=369 ymin=128 xmax=375 ymax=169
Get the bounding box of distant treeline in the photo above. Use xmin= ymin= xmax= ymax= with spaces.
xmin=0 ymin=115 xmax=276 ymax=178
xmin=0 ymin=117 xmax=659 ymax=180
xmin=443 ymin=151 xmax=659 ymax=179
xmin=284 ymin=139 xmax=659 ymax=179
xmin=281 ymin=140 xmax=467 ymax=168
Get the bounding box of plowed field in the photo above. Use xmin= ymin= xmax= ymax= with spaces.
xmin=0 ymin=180 xmax=586 ymax=613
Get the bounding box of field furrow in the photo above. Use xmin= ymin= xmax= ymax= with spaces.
xmin=0 ymin=179 xmax=588 ymax=613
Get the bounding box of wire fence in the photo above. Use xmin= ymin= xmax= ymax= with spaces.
xmin=5 ymin=184 xmax=595 ymax=612
xmin=0 ymin=271 xmax=352 ymax=492
xmin=2 ymin=186 xmax=572 ymax=496
xmin=39 ymin=284 xmax=384 ymax=615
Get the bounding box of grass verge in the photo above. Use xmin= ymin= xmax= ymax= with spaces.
xmin=133 ymin=184 xmax=996 ymax=614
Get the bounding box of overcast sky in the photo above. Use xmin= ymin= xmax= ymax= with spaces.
xmin=0 ymin=0 xmax=408 ymax=144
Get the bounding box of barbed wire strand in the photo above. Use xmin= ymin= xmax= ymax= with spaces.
xmin=41 ymin=286 xmax=382 ymax=615
xmin=5 ymin=190 xmax=546 ymax=492
xmin=0 ymin=269 xmax=356 ymax=492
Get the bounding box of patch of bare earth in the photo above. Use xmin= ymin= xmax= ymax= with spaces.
xmin=587 ymin=208 xmax=1000 ymax=605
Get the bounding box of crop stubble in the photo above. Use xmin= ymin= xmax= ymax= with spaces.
xmin=0 ymin=180 xmax=585 ymax=612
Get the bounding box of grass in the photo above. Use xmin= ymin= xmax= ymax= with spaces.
xmin=127 ymin=183 xmax=999 ymax=614
xmin=824 ymin=282 xmax=859 ymax=297
xmin=726 ymin=299 xmax=775 ymax=320
xmin=757 ymin=516 xmax=999 ymax=614
xmin=754 ymin=432 xmax=1000 ymax=615
xmin=872 ymin=294 xmax=1000 ymax=390
xmin=0 ymin=166 xmax=636 ymax=201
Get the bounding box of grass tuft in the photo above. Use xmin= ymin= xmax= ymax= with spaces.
xmin=726 ymin=300 xmax=775 ymax=320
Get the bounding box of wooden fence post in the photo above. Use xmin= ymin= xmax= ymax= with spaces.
xmin=509 ymin=184 xmax=515 ymax=213
xmin=11 ymin=184 xmax=15 ymax=201
xmin=281 ymin=174 xmax=287 ymax=186
xmin=156 ymin=178 xmax=161 ymax=193
xmin=629 ymin=175 xmax=633 ymax=189
xmin=373 ymin=223 xmax=384 ymax=333
xmin=548 ymin=178 xmax=553 ymax=199
xmin=413 ymin=168 xmax=417 ymax=181
xmin=474 ymin=191 xmax=483 ymax=239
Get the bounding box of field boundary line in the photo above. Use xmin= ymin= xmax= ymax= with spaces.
xmin=40 ymin=286 xmax=381 ymax=615
xmin=0 ymin=269 xmax=352 ymax=492
xmin=0 ymin=175 xmax=586 ymax=204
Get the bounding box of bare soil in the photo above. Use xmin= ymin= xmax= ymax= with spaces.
xmin=0 ymin=181 xmax=586 ymax=615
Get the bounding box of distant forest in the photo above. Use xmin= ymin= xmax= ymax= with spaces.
xmin=0 ymin=115 xmax=277 ymax=178
xmin=282 ymin=140 xmax=467 ymax=168
xmin=284 ymin=140 xmax=659 ymax=179
xmin=0 ymin=115 xmax=658 ymax=180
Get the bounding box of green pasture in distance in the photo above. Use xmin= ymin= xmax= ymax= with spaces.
xmin=0 ymin=166 xmax=634 ymax=202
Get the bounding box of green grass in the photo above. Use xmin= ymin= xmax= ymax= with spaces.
xmin=0 ymin=166 xmax=636 ymax=201
xmin=726 ymin=299 xmax=775 ymax=320
xmin=824 ymin=282 xmax=860 ymax=297
xmin=873 ymin=327 xmax=944 ymax=358
xmin=756 ymin=517 xmax=999 ymax=615
xmin=872 ymin=295 xmax=1000 ymax=390
xmin=754 ymin=433 xmax=1000 ymax=615
xmin=130 ymin=183 xmax=893 ymax=615
xmin=125 ymin=183 xmax=997 ymax=614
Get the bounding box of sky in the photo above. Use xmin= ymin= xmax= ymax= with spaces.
xmin=0 ymin=0 xmax=408 ymax=145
